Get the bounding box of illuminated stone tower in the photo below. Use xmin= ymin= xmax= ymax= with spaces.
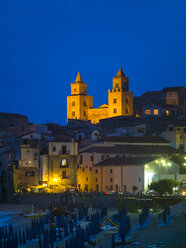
xmin=67 ymin=72 xmax=93 ymax=121
xmin=108 ymin=68 xmax=133 ymax=117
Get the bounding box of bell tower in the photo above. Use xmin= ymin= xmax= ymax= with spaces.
xmin=67 ymin=72 xmax=93 ymax=122
xmin=108 ymin=68 xmax=133 ymax=117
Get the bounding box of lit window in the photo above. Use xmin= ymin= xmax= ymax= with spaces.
xmin=166 ymin=110 xmax=170 ymax=116
xmin=72 ymin=101 xmax=75 ymax=106
xmin=145 ymin=109 xmax=151 ymax=115
xmin=114 ymin=108 xmax=117 ymax=113
xmin=72 ymin=111 xmax=75 ymax=116
xmin=154 ymin=109 xmax=159 ymax=115
xmin=62 ymin=159 xmax=67 ymax=166
xmin=113 ymin=99 xmax=117 ymax=103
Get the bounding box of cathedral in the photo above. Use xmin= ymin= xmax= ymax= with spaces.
xmin=67 ymin=68 xmax=133 ymax=124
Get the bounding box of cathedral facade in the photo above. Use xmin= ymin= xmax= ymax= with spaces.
xmin=67 ymin=68 xmax=133 ymax=124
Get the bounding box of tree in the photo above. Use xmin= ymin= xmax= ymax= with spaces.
xmin=150 ymin=179 xmax=179 ymax=195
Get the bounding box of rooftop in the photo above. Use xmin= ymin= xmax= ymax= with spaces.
xmin=95 ymin=157 xmax=155 ymax=166
xmin=100 ymin=136 xmax=169 ymax=144
xmin=81 ymin=144 xmax=183 ymax=155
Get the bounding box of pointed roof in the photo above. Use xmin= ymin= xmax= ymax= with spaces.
xmin=75 ymin=72 xmax=83 ymax=83
xmin=116 ymin=68 xmax=125 ymax=78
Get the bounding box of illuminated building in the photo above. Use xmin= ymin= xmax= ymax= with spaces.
xmin=47 ymin=139 xmax=78 ymax=191
xmin=67 ymin=68 xmax=133 ymax=124
xmin=77 ymin=136 xmax=181 ymax=192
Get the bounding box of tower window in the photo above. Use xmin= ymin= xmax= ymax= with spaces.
xmin=113 ymin=108 xmax=117 ymax=113
xmin=125 ymin=108 xmax=129 ymax=113
xmin=154 ymin=109 xmax=159 ymax=115
xmin=145 ymin=110 xmax=151 ymax=115
xmin=125 ymin=98 xmax=129 ymax=103
xmin=113 ymin=99 xmax=117 ymax=103
xmin=110 ymin=169 xmax=113 ymax=174
xmin=115 ymin=83 xmax=119 ymax=88
xmin=74 ymin=89 xmax=76 ymax=92
xmin=83 ymin=101 xmax=87 ymax=106
xmin=72 ymin=111 xmax=75 ymax=116
xmin=72 ymin=101 xmax=75 ymax=106
xmin=84 ymin=111 xmax=86 ymax=116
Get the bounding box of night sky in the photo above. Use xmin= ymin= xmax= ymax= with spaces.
xmin=0 ymin=0 xmax=186 ymax=124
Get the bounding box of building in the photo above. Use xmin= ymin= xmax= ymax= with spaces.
xmin=134 ymin=86 xmax=186 ymax=118
xmin=77 ymin=136 xmax=184 ymax=192
xmin=94 ymin=157 xmax=179 ymax=193
xmin=0 ymin=113 xmax=29 ymax=136
xmin=47 ymin=139 xmax=78 ymax=191
xmin=67 ymin=68 xmax=133 ymax=124
xmin=13 ymin=144 xmax=40 ymax=192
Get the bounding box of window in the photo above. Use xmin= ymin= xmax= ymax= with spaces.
xmin=166 ymin=110 xmax=170 ymax=116
xmin=61 ymin=159 xmax=67 ymax=167
xmin=86 ymin=166 xmax=88 ymax=168
xmin=27 ymin=150 xmax=30 ymax=153
xmin=62 ymin=171 xmax=67 ymax=179
xmin=154 ymin=109 xmax=159 ymax=115
xmin=145 ymin=109 xmax=151 ymax=115
xmin=62 ymin=145 xmax=67 ymax=154
xmin=113 ymin=108 xmax=117 ymax=113
xmin=110 ymin=185 xmax=113 ymax=190
xmin=26 ymin=171 xmax=34 ymax=177
xmin=83 ymin=101 xmax=87 ymax=106
xmin=95 ymin=178 xmax=97 ymax=182
xmin=180 ymin=135 xmax=183 ymax=140
xmin=115 ymin=83 xmax=119 ymax=88
xmin=34 ymin=158 xmax=37 ymax=160
xmin=110 ymin=169 xmax=113 ymax=174
xmin=90 ymin=167 xmax=92 ymax=171
xmin=84 ymin=111 xmax=86 ymax=116
xmin=95 ymin=169 xmax=98 ymax=174
xmin=53 ymin=147 xmax=56 ymax=152
xmin=34 ymin=153 xmax=37 ymax=156
xmin=139 ymin=177 xmax=141 ymax=182
xmin=72 ymin=111 xmax=75 ymax=117
xmin=107 ymin=155 xmax=109 ymax=158
xmin=72 ymin=101 xmax=75 ymax=106
xmin=125 ymin=108 xmax=129 ymax=113
xmin=101 ymin=155 xmax=104 ymax=160
xmin=74 ymin=89 xmax=76 ymax=92
xmin=110 ymin=178 xmax=112 ymax=182
xmin=113 ymin=99 xmax=117 ymax=103
xmin=90 ymin=156 xmax=93 ymax=161
xmin=86 ymin=177 xmax=88 ymax=181
xmin=83 ymin=167 xmax=85 ymax=172
xmin=125 ymin=98 xmax=129 ymax=103
xmin=80 ymin=155 xmax=83 ymax=164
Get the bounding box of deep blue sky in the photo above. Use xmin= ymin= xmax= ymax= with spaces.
xmin=0 ymin=0 xmax=186 ymax=124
